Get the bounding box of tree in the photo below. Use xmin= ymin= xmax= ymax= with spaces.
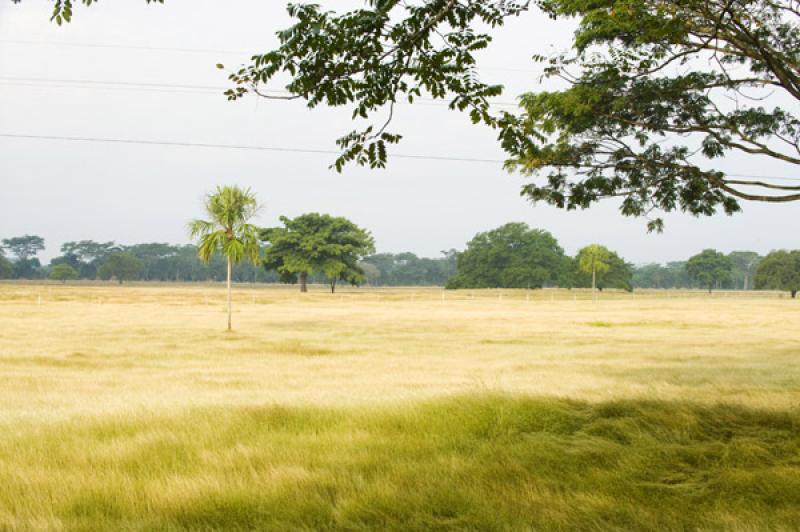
xmin=261 ymin=213 xmax=375 ymax=293
xmin=728 ymin=252 xmax=762 ymax=290
xmin=754 ymin=250 xmax=800 ymax=298
xmin=446 ymin=223 xmax=567 ymax=289
xmin=633 ymin=262 xmax=691 ymax=289
xmin=0 ymin=255 xmax=12 ymax=279
xmin=361 ymin=250 xmax=458 ymax=286
xmin=36 ymin=1 xmax=800 ymax=226
xmin=189 ymin=186 xmax=261 ymax=331
xmin=48 ymin=263 xmax=79 ymax=283
xmin=1 ymin=235 xmax=45 ymax=261
xmin=59 ymin=240 xmax=118 ymax=278
xmin=98 ymin=252 xmax=144 ymax=284
xmin=686 ymin=249 xmax=733 ymax=293
xmin=574 ymin=245 xmax=634 ymax=300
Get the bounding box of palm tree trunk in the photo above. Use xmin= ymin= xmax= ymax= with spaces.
xmin=227 ymin=256 xmax=232 ymax=331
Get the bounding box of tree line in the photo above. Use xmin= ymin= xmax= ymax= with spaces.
xmin=2 ymin=217 xmax=798 ymax=299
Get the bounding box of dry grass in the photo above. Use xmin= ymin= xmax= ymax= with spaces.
xmin=0 ymin=283 xmax=798 ymax=529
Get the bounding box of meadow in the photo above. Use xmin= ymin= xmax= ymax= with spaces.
xmin=0 ymin=283 xmax=798 ymax=530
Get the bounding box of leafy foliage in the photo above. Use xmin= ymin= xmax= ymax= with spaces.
xmin=755 ymin=250 xmax=800 ymax=297
xmin=188 ymin=186 xmax=261 ymax=268
xmin=727 ymin=251 xmax=762 ymax=290
xmin=446 ymin=223 xmax=567 ymax=289
xmin=220 ymin=1 xmax=529 ymax=171
xmin=48 ymin=263 xmax=80 ymax=282
xmin=572 ymin=246 xmax=632 ymax=291
xmin=42 ymin=0 xmax=164 ymax=25
xmin=632 ymin=262 xmax=692 ymax=289
xmin=30 ymin=0 xmax=800 ymax=226
xmin=261 ymin=213 xmax=375 ymax=292
xmin=1 ymin=235 xmax=45 ymax=261
xmin=686 ymin=249 xmax=733 ymax=291
xmin=361 ymin=251 xmax=458 ymax=286
xmin=0 ymin=255 xmax=12 ymax=279
xmin=97 ymin=252 xmax=144 ymax=284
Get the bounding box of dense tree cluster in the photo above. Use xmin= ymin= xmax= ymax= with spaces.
xmin=361 ymin=252 xmax=457 ymax=287
xmin=2 ymin=227 xmax=797 ymax=296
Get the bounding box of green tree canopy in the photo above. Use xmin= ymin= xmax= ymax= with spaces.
xmin=361 ymin=251 xmax=457 ymax=286
xmin=48 ymin=263 xmax=80 ymax=283
xmin=574 ymin=246 xmax=632 ymax=292
xmin=727 ymin=251 xmax=762 ymax=290
xmin=97 ymin=252 xmax=144 ymax=284
xmin=0 ymin=255 xmax=12 ymax=279
xmin=633 ymin=262 xmax=691 ymax=289
xmin=189 ymin=185 xmax=261 ymax=331
xmin=261 ymin=213 xmax=375 ymax=293
xmin=446 ymin=223 xmax=567 ymax=289
xmin=1 ymin=235 xmax=45 ymax=261
xmin=754 ymin=250 xmax=800 ymax=298
xmin=35 ymin=1 xmax=800 ymax=226
xmin=686 ymin=249 xmax=733 ymax=292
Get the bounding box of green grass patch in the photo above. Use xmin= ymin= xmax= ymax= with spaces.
xmin=1 ymin=395 xmax=799 ymax=530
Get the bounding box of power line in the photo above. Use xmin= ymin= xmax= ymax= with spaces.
xmin=0 ymin=39 xmax=545 ymax=75
xmin=1 ymin=132 xmax=799 ymax=182
xmin=0 ymin=133 xmax=507 ymax=164
xmin=0 ymin=76 xmax=522 ymax=108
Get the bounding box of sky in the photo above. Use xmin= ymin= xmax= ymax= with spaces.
xmin=1 ymin=0 xmax=798 ymax=264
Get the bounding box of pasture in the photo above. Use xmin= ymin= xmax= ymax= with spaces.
xmin=0 ymin=283 xmax=799 ymax=530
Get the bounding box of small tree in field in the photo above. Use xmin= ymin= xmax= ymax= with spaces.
xmin=686 ymin=250 xmax=733 ymax=293
xmin=98 ymin=252 xmax=143 ymax=284
xmin=261 ymin=213 xmax=374 ymax=293
xmin=189 ymin=186 xmax=261 ymax=331
xmin=49 ymin=264 xmax=79 ymax=283
xmin=755 ymin=250 xmax=800 ymax=299
xmin=578 ymin=244 xmax=610 ymax=302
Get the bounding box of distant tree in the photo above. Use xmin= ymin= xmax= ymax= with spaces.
xmin=446 ymin=223 xmax=567 ymax=289
xmin=573 ymin=246 xmax=633 ymax=294
xmin=97 ymin=252 xmax=144 ymax=285
xmin=0 ymin=255 xmax=12 ymax=279
xmin=755 ymin=250 xmax=800 ymax=298
xmin=59 ymin=240 xmax=118 ymax=278
xmin=2 ymin=235 xmax=45 ymax=261
xmin=577 ymin=245 xmax=610 ymax=300
xmin=728 ymin=252 xmax=762 ymax=290
xmin=189 ymin=186 xmax=261 ymax=331
xmin=362 ymin=250 xmax=458 ymax=286
xmin=48 ymin=263 xmax=79 ymax=283
xmin=10 ymin=259 xmax=42 ymax=279
xmin=686 ymin=250 xmax=733 ymax=293
xmin=261 ymin=213 xmax=375 ymax=293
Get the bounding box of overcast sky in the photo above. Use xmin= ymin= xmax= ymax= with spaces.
xmin=1 ymin=0 xmax=797 ymax=264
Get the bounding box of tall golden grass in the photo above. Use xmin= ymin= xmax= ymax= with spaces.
xmin=0 ymin=283 xmax=798 ymax=529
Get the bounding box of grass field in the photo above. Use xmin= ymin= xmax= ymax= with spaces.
xmin=1 ymin=283 xmax=799 ymax=530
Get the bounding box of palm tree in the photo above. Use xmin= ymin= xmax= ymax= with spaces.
xmin=578 ymin=244 xmax=610 ymax=303
xmin=189 ymin=186 xmax=261 ymax=331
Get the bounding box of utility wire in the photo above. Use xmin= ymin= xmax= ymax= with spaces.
xmin=0 ymin=133 xmax=507 ymax=164
xmin=0 ymin=76 xmax=522 ymax=108
xmin=1 ymin=132 xmax=799 ymax=182
xmin=0 ymin=39 xmax=545 ymax=74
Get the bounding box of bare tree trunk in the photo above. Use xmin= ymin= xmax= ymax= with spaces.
xmin=227 ymin=256 xmax=232 ymax=331
xmin=592 ymin=266 xmax=597 ymax=303
xmin=331 ymin=277 xmax=336 ymax=294
xmin=792 ymin=290 xmax=797 ymax=299
xmin=300 ymin=272 xmax=308 ymax=293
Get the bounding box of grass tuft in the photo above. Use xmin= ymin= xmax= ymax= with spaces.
xmin=1 ymin=395 xmax=799 ymax=530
